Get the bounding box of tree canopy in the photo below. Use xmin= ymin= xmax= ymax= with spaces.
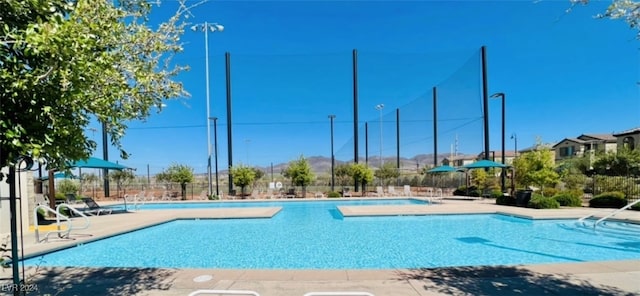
xmin=230 ymin=164 xmax=256 ymax=196
xmin=283 ymin=155 xmax=315 ymax=197
xmin=512 ymin=146 xmax=559 ymax=192
xmin=374 ymin=162 xmax=400 ymax=186
xmin=282 ymin=156 xmax=315 ymax=188
xmin=592 ymin=147 xmax=640 ymax=176
xmin=350 ymin=163 xmax=374 ymax=189
xmin=0 ymin=0 xmax=191 ymax=170
xmin=159 ymin=163 xmax=194 ymax=200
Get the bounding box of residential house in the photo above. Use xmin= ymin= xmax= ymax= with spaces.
xmin=613 ymin=127 xmax=640 ymax=150
xmin=553 ymin=134 xmax=617 ymax=162
xmin=441 ymin=154 xmax=477 ymax=167
xmin=477 ymin=151 xmax=518 ymax=165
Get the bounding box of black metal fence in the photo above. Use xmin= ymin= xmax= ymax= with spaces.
xmin=584 ymin=174 xmax=640 ymax=203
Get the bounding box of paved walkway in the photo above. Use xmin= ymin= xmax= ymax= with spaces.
xmin=2 ymin=198 xmax=640 ymax=295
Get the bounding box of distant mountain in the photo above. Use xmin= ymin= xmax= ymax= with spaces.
xmin=198 ymin=154 xmax=453 ymax=178
xmin=247 ymin=154 xmax=449 ymax=175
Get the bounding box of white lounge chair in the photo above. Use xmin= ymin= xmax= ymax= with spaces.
xmin=403 ymin=185 xmax=411 ymax=196
xmin=375 ymin=186 xmax=385 ymax=197
xmin=81 ymin=197 xmax=113 ymax=216
xmin=198 ymin=190 xmax=208 ymax=200
xmin=387 ymin=186 xmax=398 ymax=196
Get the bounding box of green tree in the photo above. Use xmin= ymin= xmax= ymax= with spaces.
xmin=159 ymin=164 xmax=194 ymax=200
xmin=230 ymin=165 xmax=256 ymax=197
xmin=81 ymin=173 xmax=99 ymax=197
xmin=512 ymin=146 xmax=559 ymax=194
xmin=57 ymin=179 xmax=80 ymax=195
xmin=251 ymin=167 xmax=265 ymax=187
xmin=350 ymin=163 xmax=374 ymax=192
xmin=556 ymin=158 xmax=588 ymax=190
xmin=374 ymin=162 xmax=400 ymax=186
xmin=282 ymin=156 xmax=315 ymax=198
xmin=109 ymin=170 xmax=135 ymax=198
xmin=592 ymin=147 xmax=640 ymax=176
xmin=0 ymin=0 xmax=191 ymax=170
xmin=335 ymin=164 xmax=353 ymax=187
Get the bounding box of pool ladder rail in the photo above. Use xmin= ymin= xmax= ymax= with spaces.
xmin=123 ymin=192 xmax=147 ymax=212
xmin=33 ymin=203 xmax=91 ymax=243
xmin=578 ymin=199 xmax=640 ymax=229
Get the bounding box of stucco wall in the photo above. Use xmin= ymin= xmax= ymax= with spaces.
xmin=0 ymin=167 xmax=32 ymax=236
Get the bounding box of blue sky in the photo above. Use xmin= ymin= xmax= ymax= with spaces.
xmin=88 ymin=0 xmax=639 ymax=175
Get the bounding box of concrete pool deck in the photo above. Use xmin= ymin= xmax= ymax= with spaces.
xmin=2 ymin=197 xmax=640 ymax=295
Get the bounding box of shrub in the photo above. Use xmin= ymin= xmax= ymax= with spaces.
xmin=489 ymin=190 xmax=503 ymax=199
xmin=36 ymin=208 xmax=46 ymax=221
xmin=589 ymin=191 xmax=627 ymax=208
xmin=553 ymin=192 xmax=583 ymax=207
xmin=55 ymin=192 xmax=66 ymax=200
xmin=327 ymin=191 xmax=341 ymax=198
xmin=541 ymin=187 xmax=558 ymax=197
xmin=496 ymin=194 xmax=516 ymax=206
xmin=57 ymin=179 xmax=79 ymax=195
xmin=563 ymin=189 xmax=584 ymax=199
xmin=631 ymin=201 xmax=640 ymax=211
xmin=453 ymin=186 xmax=469 ymax=196
xmin=58 ymin=206 xmax=72 ymax=217
xmin=454 ymin=186 xmax=480 ymax=197
xmin=528 ymin=194 xmax=560 ymax=209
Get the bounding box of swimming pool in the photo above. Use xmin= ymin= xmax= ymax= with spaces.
xmin=25 ymin=200 xmax=640 ymax=269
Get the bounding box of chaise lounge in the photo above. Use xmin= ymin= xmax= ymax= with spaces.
xmin=81 ymin=197 xmax=113 ymax=216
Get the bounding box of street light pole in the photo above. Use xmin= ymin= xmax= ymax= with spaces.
xmin=511 ymin=133 xmax=518 ymax=157
xmin=375 ymin=104 xmax=384 ymax=171
xmin=329 ymin=115 xmax=336 ymax=192
xmin=192 ymin=22 xmax=224 ymax=197
xmin=491 ymin=92 xmax=506 ymax=192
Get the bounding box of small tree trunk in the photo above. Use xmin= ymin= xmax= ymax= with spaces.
xmin=181 ymin=183 xmax=187 ymax=200
xmin=302 ymin=186 xmax=307 ymax=199
xmin=241 ymin=185 xmax=246 ymax=197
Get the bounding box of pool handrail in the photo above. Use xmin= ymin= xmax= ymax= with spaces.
xmin=593 ymin=199 xmax=640 ymax=229
xmin=56 ymin=203 xmax=91 ymax=232
xmin=188 ymin=289 xmax=260 ymax=296
xmin=34 ymin=204 xmax=72 ymax=243
xmin=303 ymin=292 xmax=375 ymax=296
xmin=578 ymin=209 xmax=610 ymax=223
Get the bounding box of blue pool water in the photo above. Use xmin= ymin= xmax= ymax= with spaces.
xmin=25 ymin=200 xmax=640 ymax=269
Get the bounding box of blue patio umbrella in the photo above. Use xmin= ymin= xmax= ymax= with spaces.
xmin=426 ymin=165 xmax=461 ymax=173
xmin=39 ymin=172 xmax=77 ymax=181
xmin=461 ymin=159 xmax=507 ymax=169
xmin=69 ymin=157 xmax=128 ymax=170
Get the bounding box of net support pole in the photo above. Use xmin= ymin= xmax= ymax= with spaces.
xmin=365 ymin=122 xmax=368 ymax=166
xmin=432 ymin=86 xmax=438 ymax=167
xmin=396 ymin=108 xmax=400 ymax=186
xmin=226 ymin=52 xmax=233 ymax=194
xmin=352 ymin=49 xmax=359 ymax=192
xmin=481 ymin=46 xmax=490 ymax=161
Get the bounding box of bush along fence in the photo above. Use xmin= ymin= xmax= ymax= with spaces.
xmin=586 ymin=175 xmax=640 ymax=204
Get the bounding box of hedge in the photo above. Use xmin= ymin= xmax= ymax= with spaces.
xmin=588 ymin=191 xmax=627 ymax=208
